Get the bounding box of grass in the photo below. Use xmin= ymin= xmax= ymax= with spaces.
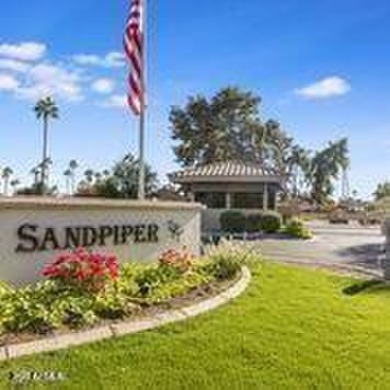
xmin=2 ymin=262 xmax=390 ymax=389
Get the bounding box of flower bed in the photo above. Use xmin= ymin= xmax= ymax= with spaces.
xmin=0 ymin=243 xmax=252 ymax=344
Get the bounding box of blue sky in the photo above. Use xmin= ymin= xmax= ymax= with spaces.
xmin=0 ymin=0 xmax=389 ymax=199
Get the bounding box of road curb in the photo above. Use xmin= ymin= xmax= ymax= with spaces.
xmin=0 ymin=267 xmax=251 ymax=362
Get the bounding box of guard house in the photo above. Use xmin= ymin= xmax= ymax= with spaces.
xmin=170 ymin=161 xmax=284 ymax=231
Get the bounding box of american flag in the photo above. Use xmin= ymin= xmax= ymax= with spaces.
xmin=124 ymin=0 xmax=144 ymax=116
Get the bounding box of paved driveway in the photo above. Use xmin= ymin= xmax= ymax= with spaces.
xmin=257 ymin=220 xmax=385 ymax=277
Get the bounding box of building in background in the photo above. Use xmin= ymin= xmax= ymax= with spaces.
xmin=170 ymin=161 xmax=283 ymax=232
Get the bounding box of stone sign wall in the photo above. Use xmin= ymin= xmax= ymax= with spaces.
xmin=0 ymin=198 xmax=202 ymax=285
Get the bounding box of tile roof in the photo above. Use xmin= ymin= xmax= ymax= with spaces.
xmin=170 ymin=161 xmax=282 ymax=183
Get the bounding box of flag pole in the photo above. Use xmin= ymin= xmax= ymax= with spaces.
xmin=138 ymin=0 xmax=147 ymax=201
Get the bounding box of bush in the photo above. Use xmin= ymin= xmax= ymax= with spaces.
xmin=220 ymin=211 xmax=246 ymax=233
xmin=42 ymin=248 xmax=119 ymax=294
xmin=285 ymin=218 xmax=312 ymax=239
xmin=203 ymin=240 xmax=255 ymax=280
xmin=94 ymin=283 xmax=137 ymax=319
xmin=259 ymin=212 xmax=282 ymax=233
xmin=0 ymin=281 xmax=97 ymax=333
xmin=0 ymin=245 xmax=251 ymax=336
xmin=0 ymin=282 xmax=10 ymax=299
xmin=134 ymin=265 xmax=181 ymax=297
xmin=245 ymin=213 xmax=263 ymax=233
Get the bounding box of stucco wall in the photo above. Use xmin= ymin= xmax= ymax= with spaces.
xmin=0 ymin=197 xmax=202 ymax=286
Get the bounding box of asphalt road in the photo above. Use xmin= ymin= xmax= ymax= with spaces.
xmin=257 ymin=220 xmax=385 ymax=276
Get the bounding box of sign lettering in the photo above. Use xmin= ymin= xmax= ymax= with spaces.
xmin=15 ymin=223 xmax=160 ymax=253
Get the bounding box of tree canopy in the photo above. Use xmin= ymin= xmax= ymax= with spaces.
xmin=374 ymin=181 xmax=390 ymax=201
xmin=307 ymin=138 xmax=349 ymax=204
xmin=76 ymin=154 xmax=158 ymax=199
xmin=170 ymin=87 xmax=350 ymax=204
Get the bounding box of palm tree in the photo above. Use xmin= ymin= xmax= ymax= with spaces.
xmin=94 ymin=172 xmax=102 ymax=184
xmin=68 ymin=160 xmax=78 ymax=195
xmin=2 ymin=167 xmax=13 ymax=195
xmin=102 ymin=169 xmax=111 ymax=178
xmin=10 ymin=179 xmax=20 ymax=195
xmin=64 ymin=169 xmax=72 ymax=195
xmin=288 ymin=146 xmax=311 ymax=199
xmin=39 ymin=158 xmax=53 ymax=186
xmin=309 ymin=138 xmax=349 ymax=205
xmin=34 ymin=97 xmax=59 ymax=191
xmin=84 ymin=169 xmax=94 ymax=185
xmin=30 ymin=165 xmax=41 ymax=185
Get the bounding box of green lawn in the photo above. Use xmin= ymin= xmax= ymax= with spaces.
xmin=1 ymin=262 xmax=390 ymax=389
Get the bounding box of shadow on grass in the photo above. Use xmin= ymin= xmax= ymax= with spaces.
xmin=342 ymin=280 xmax=388 ymax=296
xmin=337 ymin=243 xmax=384 ymax=271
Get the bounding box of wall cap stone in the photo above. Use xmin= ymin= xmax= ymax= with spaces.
xmin=0 ymin=197 xmax=204 ymax=211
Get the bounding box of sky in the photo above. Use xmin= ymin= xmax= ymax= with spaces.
xmin=0 ymin=0 xmax=389 ymax=199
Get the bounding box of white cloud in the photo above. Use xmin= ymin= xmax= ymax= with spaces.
xmin=0 ymin=74 xmax=19 ymax=91
xmin=91 ymin=78 xmax=115 ymax=94
xmin=72 ymin=51 xmax=125 ymax=68
xmin=16 ymin=63 xmax=83 ymax=102
xmin=0 ymin=59 xmax=31 ymax=73
xmin=0 ymin=42 xmax=125 ymax=104
xmin=0 ymin=42 xmax=47 ymax=61
xmin=295 ymin=76 xmax=351 ymax=99
xmin=101 ymin=94 xmax=127 ymax=109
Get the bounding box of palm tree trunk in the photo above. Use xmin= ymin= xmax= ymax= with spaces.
xmin=66 ymin=176 xmax=71 ymax=196
xmin=41 ymin=116 xmax=48 ymax=192
xmin=4 ymin=178 xmax=9 ymax=196
xmin=71 ymin=174 xmax=75 ymax=196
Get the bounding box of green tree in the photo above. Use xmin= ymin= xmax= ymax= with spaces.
xmin=34 ymin=97 xmax=59 ymax=190
xmin=286 ymin=145 xmax=311 ymax=198
xmin=10 ymin=179 xmax=20 ymax=195
xmin=68 ymin=160 xmax=78 ymax=195
xmin=30 ymin=165 xmax=41 ymax=185
xmin=374 ymin=182 xmax=390 ymax=201
xmin=84 ymin=169 xmax=94 ymax=184
xmin=308 ymin=138 xmax=349 ymax=205
xmin=170 ymin=87 xmax=309 ymax=195
xmin=64 ymin=168 xmax=72 ymax=195
xmin=88 ymin=154 xmax=158 ymax=199
xmin=2 ymin=167 xmax=13 ymax=195
xmin=171 ymin=87 xmax=263 ymax=166
xmin=17 ymin=182 xmax=56 ymax=196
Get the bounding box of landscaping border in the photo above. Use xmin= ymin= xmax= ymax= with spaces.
xmin=0 ymin=267 xmax=251 ymax=361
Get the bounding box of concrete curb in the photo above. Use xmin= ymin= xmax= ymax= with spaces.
xmin=0 ymin=267 xmax=251 ymax=362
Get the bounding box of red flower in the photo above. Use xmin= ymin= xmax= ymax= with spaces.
xmin=42 ymin=248 xmax=119 ymax=293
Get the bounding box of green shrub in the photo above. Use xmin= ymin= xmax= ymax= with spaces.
xmin=204 ymin=240 xmax=255 ymax=280
xmin=285 ymin=218 xmax=312 ymax=239
xmin=140 ymin=271 xmax=211 ymax=304
xmin=0 ymin=282 xmax=10 ymax=297
xmin=220 ymin=211 xmax=246 ymax=233
xmin=259 ymin=212 xmax=282 ymax=233
xmin=94 ymin=283 xmax=137 ymax=319
xmin=0 ymin=281 xmax=98 ymax=333
xmin=134 ymin=265 xmax=181 ymax=297
xmin=0 ymin=248 xmax=247 ymax=335
xmin=0 ymin=282 xmax=12 ymax=332
xmin=245 ymin=213 xmax=263 ymax=233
